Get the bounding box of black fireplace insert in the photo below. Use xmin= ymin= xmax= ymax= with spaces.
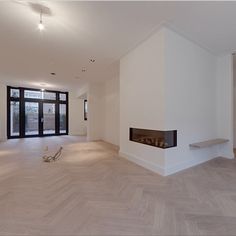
xmin=130 ymin=128 xmax=177 ymax=149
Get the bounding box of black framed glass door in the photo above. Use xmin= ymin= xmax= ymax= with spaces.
xmin=25 ymin=101 xmax=40 ymax=136
xmin=7 ymin=86 xmax=68 ymax=139
xmin=43 ymin=102 xmax=56 ymax=135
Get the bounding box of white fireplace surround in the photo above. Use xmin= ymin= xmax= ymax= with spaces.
xmin=119 ymin=26 xmax=234 ymax=176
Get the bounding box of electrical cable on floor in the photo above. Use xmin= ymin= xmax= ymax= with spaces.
xmin=42 ymin=146 xmax=63 ymax=162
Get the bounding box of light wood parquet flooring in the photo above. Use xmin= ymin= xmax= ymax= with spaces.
xmin=0 ymin=136 xmax=236 ymax=235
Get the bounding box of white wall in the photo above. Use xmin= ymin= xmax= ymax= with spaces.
xmin=0 ymin=83 xmax=7 ymax=141
xmin=69 ymin=91 xmax=87 ymax=136
xmin=87 ymin=83 xmax=105 ymax=141
xmin=234 ymin=67 xmax=236 ymax=148
xmin=164 ymin=28 xmax=219 ymax=174
xmin=119 ymin=26 xmax=233 ymax=176
xmin=103 ymin=76 xmax=120 ymax=146
xmin=216 ymin=54 xmax=234 ymax=158
xmin=233 ymin=56 xmax=236 ymax=148
xmin=77 ymin=80 xmax=120 ymax=145
xmin=119 ymin=28 xmax=166 ymax=174
xmin=77 ymin=85 xmax=89 ymax=136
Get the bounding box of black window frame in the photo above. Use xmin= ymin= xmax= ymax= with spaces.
xmin=7 ymin=86 xmax=69 ymax=139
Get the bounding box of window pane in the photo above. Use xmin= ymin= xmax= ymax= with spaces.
xmin=59 ymin=104 xmax=67 ymax=133
xmin=43 ymin=92 xmax=56 ymax=100
xmin=10 ymin=101 xmax=20 ymax=136
xmin=10 ymin=89 xmax=20 ymax=98
xmin=24 ymin=90 xmax=42 ymax=99
xmin=59 ymin=93 xmax=66 ymax=101
xmin=43 ymin=103 xmax=55 ymax=134
xmin=25 ymin=102 xmax=39 ymax=135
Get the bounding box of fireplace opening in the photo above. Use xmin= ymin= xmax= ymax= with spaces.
xmin=130 ymin=128 xmax=177 ymax=149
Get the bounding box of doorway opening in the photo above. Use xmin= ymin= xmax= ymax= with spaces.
xmin=7 ymin=86 xmax=68 ymax=139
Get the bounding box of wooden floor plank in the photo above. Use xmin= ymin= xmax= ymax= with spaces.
xmin=0 ymin=136 xmax=236 ymax=235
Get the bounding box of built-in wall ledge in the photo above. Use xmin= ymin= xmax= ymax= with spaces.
xmin=189 ymin=138 xmax=229 ymax=148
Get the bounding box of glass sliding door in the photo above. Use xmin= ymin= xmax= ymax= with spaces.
xmin=10 ymin=101 xmax=20 ymax=136
xmin=7 ymin=86 xmax=68 ymax=139
xmin=59 ymin=104 xmax=67 ymax=134
xmin=25 ymin=102 xmax=39 ymax=136
xmin=43 ymin=103 xmax=56 ymax=135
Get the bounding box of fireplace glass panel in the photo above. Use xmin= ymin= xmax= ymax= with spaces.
xmin=130 ymin=128 xmax=177 ymax=149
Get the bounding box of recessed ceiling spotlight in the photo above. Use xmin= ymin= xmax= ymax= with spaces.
xmin=82 ymin=69 xmax=86 ymax=72
xmin=51 ymin=72 xmax=56 ymax=75
xmin=90 ymin=59 xmax=95 ymax=63
xmin=41 ymin=88 xmax=45 ymax=91
xmin=38 ymin=9 xmax=45 ymax=31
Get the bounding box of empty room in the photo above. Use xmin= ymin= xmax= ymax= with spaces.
xmin=0 ymin=1 xmax=236 ymax=235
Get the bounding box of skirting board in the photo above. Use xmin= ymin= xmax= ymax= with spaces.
xmin=119 ymin=151 xmax=224 ymax=176
xmin=119 ymin=151 xmax=165 ymax=176
xmin=218 ymin=151 xmax=234 ymax=160
xmin=164 ymin=155 xmax=217 ymax=176
xmin=0 ymin=137 xmax=7 ymax=142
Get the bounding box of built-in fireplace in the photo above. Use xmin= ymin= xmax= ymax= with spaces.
xmin=130 ymin=128 xmax=177 ymax=149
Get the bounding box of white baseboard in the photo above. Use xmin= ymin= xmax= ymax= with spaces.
xmin=102 ymin=140 xmax=120 ymax=151
xmin=119 ymin=151 xmax=165 ymax=176
xmin=220 ymin=152 xmax=235 ymax=159
xmin=164 ymin=155 xmax=217 ymax=176
xmin=69 ymin=133 xmax=86 ymax=136
xmin=119 ymin=151 xmax=222 ymax=176
xmin=0 ymin=137 xmax=7 ymax=142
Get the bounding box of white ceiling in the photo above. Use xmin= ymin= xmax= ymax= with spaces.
xmin=1 ymin=1 xmax=236 ymax=91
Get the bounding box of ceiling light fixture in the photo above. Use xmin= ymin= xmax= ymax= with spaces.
xmin=90 ymin=59 xmax=95 ymax=63
xmin=38 ymin=9 xmax=45 ymax=31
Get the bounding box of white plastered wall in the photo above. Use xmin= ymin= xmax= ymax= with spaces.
xmin=119 ymin=28 xmax=166 ymax=174
xmin=216 ymin=54 xmax=234 ymax=159
xmin=77 ymin=79 xmax=120 ymax=145
xmin=0 ymin=83 xmax=7 ymax=141
xmin=69 ymin=90 xmax=87 ymax=136
xmin=234 ymin=56 xmax=236 ymax=148
xmin=164 ymin=28 xmax=220 ymax=174
xmin=119 ymin=26 xmax=234 ymax=176
xmin=86 ymin=83 xmax=105 ymax=141
xmin=103 ymin=76 xmax=120 ymax=146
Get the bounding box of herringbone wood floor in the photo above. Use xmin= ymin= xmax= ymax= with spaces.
xmin=0 ymin=136 xmax=236 ymax=235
